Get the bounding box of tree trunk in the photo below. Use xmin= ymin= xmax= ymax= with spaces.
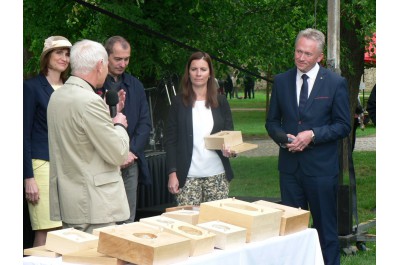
xmin=340 ymin=19 xmax=365 ymax=172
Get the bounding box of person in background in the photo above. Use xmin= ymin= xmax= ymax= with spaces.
xmin=47 ymin=39 xmax=130 ymax=234
xmin=244 ymin=75 xmax=255 ymax=99
xmin=366 ymin=84 xmax=376 ymax=126
xmin=352 ymin=95 xmax=365 ymax=151
xmin=366 ymin=84 xmax=376 ymax=214
xmin=100 ymin=36 xmax=152 ymax=223
xmin=224 ymin=74 xmax=233 ymax=99
xmin=23 ymin=36 xmax=72 ymax=246
xmin=232 ymin=70 xmax=240 ymax=98
xmin=266 ymin=28 xmax=351 ymax=265
xmin=165 ymin=51 xmax=236 ymax=206
xmin=249 ymin=76 xmax=255 ymax=99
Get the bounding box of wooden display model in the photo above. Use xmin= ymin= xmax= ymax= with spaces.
xmin=93 ymin=224 xmax=120 ymax=236
xmin=197 ymin=220 xmax=247 ymax=250
xmin=162 ymin=209 xmax=199 ymax=225
xmin=165 ymin=205 xmax=200 ymax=212
xmin=198 ymin=198 xmax=282 ymax=242
xmin=23 ymin=245 xmax=60 ymax=258
xmin=140 ymin=215 xmax=216 ymax=256
xmin=62 ymin=248 xmax=126 ymax=265
xmin=97 ymin=222 xmax=191 ymax=265
xmin=45 ymin=228 xmax=98 ymax=255
xmin=253 ymin=200 xmax=310 ymax=236
xmin=204 ymin=131 xmax=258 ymax=153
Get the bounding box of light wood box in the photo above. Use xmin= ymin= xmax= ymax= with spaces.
xmin=97 ymin=222 xmax=190 ymax=265
xmin=162 ymin=209 xmax=199 ymax=225
xmin=45 ymin=228 xmax=98 ymax=255
xmin=196 ymin=221 xmax=247 ymax=250
xmin=253 ymin=200 xmax=310 ymax=236
xmin=62 ymin=248 xmax=126 ymax=265
xmin=204 ymin=131 xmax=258 ymax=153
xmin=140 ymin=215 xmax=216 ymax=256
xmin=93 ymin=224 xmax=121 ymax=236
xmin=198 ymin=198 xmax=282 ymax=242
xmin=23 ymin=245 xmax=61 ymax=258
xmin=165 ymin=205 xmax=200 ymax=212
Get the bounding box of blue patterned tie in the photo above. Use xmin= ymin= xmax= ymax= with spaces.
xmin=299 ymin=74 xmax=309 ymax=111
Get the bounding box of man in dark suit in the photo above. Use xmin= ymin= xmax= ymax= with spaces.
xmin=224 ymin=74 xmax=233 ymax=99
xmin=266 ymin=28 xmax=351 ymax=265
xmin=366 ymin=84 xmax=376 ymax=126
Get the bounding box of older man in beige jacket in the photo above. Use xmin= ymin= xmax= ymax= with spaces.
xmin=47 ymin=39 xmax=130 ymax=234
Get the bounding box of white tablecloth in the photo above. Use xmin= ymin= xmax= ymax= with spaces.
xmin=23 ymin=228 xmax=324 ymax=265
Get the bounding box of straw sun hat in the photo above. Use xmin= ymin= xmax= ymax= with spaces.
xmin=40 ymin=36 xmax=72 ymax=64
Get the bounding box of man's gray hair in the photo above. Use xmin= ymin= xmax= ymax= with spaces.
xmin=296 ymin=28 xmax=325 ymax=53
xmin=70 ymin=39 xmax=109 ymax=75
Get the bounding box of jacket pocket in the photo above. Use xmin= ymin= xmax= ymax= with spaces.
xmin=93 ymin=171 xmax=120 ymax=187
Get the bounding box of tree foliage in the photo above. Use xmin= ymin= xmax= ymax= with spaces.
xmin=23 ymin=0 xmax=375 ymax=176
xmin=23 ymin=0 xmax=375 ymax=96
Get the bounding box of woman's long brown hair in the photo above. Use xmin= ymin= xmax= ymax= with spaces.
xmin=181 ymin=51 xmax=218 ymax=108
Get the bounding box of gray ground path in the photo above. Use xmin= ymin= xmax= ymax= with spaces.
xmin=242 ymin=136 xmax=376 ymax=157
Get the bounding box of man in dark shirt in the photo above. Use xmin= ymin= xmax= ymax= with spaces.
xmin=100 ymin=36 xmax=152 ymax=223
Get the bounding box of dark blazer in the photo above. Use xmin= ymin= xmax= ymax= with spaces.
xmin=100 ymin=73 xmax=152 ymax=185
xmin=266 ymin=66 xmax=351 ymax=176
xmin=366 ymin=84 xmax=376 ymax=125
xmin=23 ymin=74 xmax=54 ymax=179
xmin=165 ymin=94 xmax=234 ymax=188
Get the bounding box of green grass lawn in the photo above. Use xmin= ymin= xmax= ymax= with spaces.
xmin=227 ymin=89 xmax=268 ymax=109
xmin=356 ymin=124 xmax=376 ymax=138
xmin=229 ymin=90 xmax=376 ymax=139
xmin=232 ymin=111 xmax=267 ymax=139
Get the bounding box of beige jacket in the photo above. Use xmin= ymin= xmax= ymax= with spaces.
xmin=48 ymin=76 xmax=130 ymax=224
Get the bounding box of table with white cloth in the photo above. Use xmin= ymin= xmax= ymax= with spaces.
xmin=22 ymin=228 xmax=324 ymax=265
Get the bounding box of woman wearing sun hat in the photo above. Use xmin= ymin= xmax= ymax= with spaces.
xmin=23 ymin=36 xmax=72 ymax=246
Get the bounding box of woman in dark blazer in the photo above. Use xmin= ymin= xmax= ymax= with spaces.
xmin=23 ymin=36 xmax=72 ymax=246
xmin=165 ymin=51 xmax=236 ymax=206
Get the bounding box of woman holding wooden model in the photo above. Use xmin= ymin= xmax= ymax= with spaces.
xmin=165 ymin=51 xmax=235 ymax=205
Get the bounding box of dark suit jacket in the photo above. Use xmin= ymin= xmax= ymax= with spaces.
xmin=366 ymin=85 xmax=376 ymax=125
xmin=23 ymin=74 xmax=54 ymax=179
xmin=266 ymin=66 xmax=351 ymax=176
xmin=165 ymin=94 xmax=234 ymax=188
xmin=100 ymin=73 xmax=152 ymax=185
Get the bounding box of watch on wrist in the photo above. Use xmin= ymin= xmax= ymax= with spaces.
xmin=311 ymin=130 xmax=315 ymax=143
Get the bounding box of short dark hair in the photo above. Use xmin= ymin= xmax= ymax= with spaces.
xmin=104 ymin=36 xmax=130 ymax=55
